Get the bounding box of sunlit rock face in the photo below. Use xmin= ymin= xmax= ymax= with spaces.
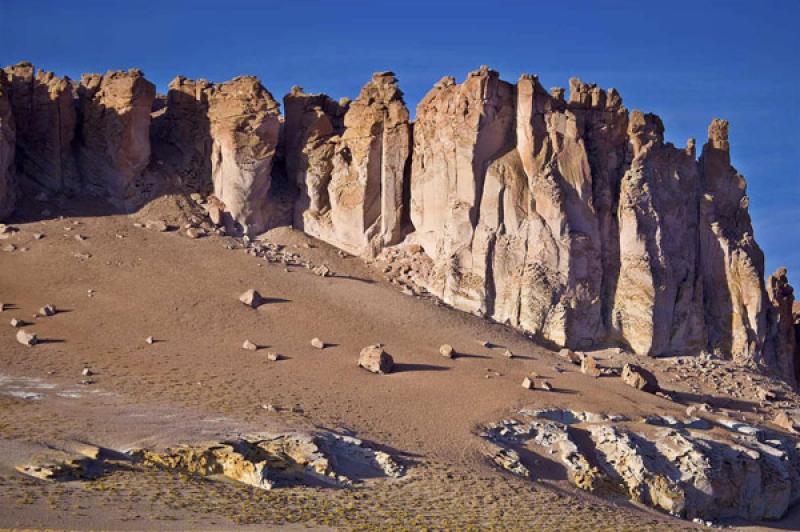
xmin=284 ymin=72 xmax=411 ymax=257
xmin=76 ymin=69 xmax=156 ymax=204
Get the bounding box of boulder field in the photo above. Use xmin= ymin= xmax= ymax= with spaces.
xmin=0 ymin=62 xmax=795 ymax=384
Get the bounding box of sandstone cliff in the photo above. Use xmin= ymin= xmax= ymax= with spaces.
xmin=0 ymin=61 xmax=794 ymax=385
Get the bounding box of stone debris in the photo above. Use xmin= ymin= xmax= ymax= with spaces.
xmin=439 ymin=344 xmax=455 ymax=358
xmin=145 ymin=336 xmax=155 ymax=345
xmin=558 ymin=348 xmax=581 ymax=365
xmin=145 ymin=220 xmax=169 ymax=232
xmin=242 ymin=339 xmax=258 ymax=351
xmin=239 ymin=288 xmax=263 ymax=308
xmin=16 ymin=329 xmax=37 ymax=346
xmin=312 ymin=264 xmax=331 ymax=277
xmin=185 ymin=227 xmax=204 ymax=239
xmin=503 ymin=349 xmax=514 ymax=359
xmin=357 ymin=344 xmax=394 ymax=374
xmin=33 ymin=232 xmax=44 ymax=240
xmin=10 ymin=318 xmax=22 ymax=327
xmin=38 ymin=304 xmax=56 ymax=317
xmin=266 ymin=351 xmax=281 ymax=362
xmin=521 ymin=377 xmax=534 ymax=390
xmin=310 ymin=337 xmax=325 ymax=349
xmin=621 ymin=363 xmax=660 ymax=393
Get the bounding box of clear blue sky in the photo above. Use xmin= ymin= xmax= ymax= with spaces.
xmin=1 ymin=0 xmax=797 ymax=280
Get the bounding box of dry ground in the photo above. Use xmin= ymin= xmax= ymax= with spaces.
xmin=0 ymin=196 xmax=796 ymax=530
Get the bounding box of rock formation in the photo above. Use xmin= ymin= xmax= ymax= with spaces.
xmin=2 ymin=62 xmax=77 ymax=194
xmin=0 ymin=60 xmax=794 ymax=386
xmin=0 ymin=75 xmax=15 ymax=219
xmin=206 ymin=76 xmax=281 ymax=235
xmin=76 ymin=69 xmax=155 ymax=204
xmin=285 ymin=72 xmax=411 ymax=256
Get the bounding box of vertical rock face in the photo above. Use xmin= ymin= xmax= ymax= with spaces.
xmin=613 ymin=111 xmax=705 ymax=356
xmin=76 ymin=69 xmax=156 ymax=203
xmin=285 ymin=72 xmax=411 ymax=256
xmin=767 ymin=268 xmax=797 ymax=386
xmin=206 ymin=76 xmax=281 ymax=235
xmin=699 ymin=119 xmax=769 ymax=368
xmin=0 ymin=76 xmax=16 ymax=219
xmin=150 ymin=76 xmax=213 ymax=194
xmin=2 ymin=62 xmax=78 ymax=193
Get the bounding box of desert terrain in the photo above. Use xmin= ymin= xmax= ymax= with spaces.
xmin=0 ymin=193 xmax=798 ymax=530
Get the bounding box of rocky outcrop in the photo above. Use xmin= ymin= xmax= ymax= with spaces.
xmin=285 ymin=72 xmax=411 ymax=256
xmin=0 ymin=75 xmax=15 ymax=219
xmin=149 ymin=76 xmax=213 ymax=194
xmin=76 ymin=69 xmax=155 ymax=204
xmin=2 ymin=62 xmax=78 ymax=194
xmin=484 ymin=408 xmax=800 ymax=522
xmin=699 ymin=119 xmax=770 ymax=369
xmin=206 ymin=76 xmax=281 ymax=235
xmin=767 ymin=268 xmax=797 ymax=385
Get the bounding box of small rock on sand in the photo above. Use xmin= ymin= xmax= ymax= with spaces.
xmin=146 ymin=220 xmax=169 ymax=232
xmin=581 ymin=354 xmax=602 ymax=378
xmin=503 ymin=349 xmax=514 ymax=359
xmin=521 ymin=377 xmax=534 ymax=390
xmin=558 ymin=348 xmax=581 ymax=365
xmin=16 ymin=329 xmax=37 ymax=346
xmin=10 ymin=318 xmax=22 ymax=327
xmin=145 ymin=336 xmax=155 ymax=344
xmin=239 ymin=289 xmax=263 ymax=308
xmin=266 ymin=351 xmax=281 ymax=361
xmin=82 ymin=367 xmax=93 ymax=376
xmin=33 ymin=233 xmax=44 ymax=240
xmin=311 ymin=338 xmax=325 ymax=349
xmin=39 ymin=304 xmax=57 ymax=317
xmin=440 ymin=344 xmax=455 ymax=358
xmin=621 ymin=363 xmax=660 ymax=393
xmin=242 ymin=340 xmax=258 ymax=351
xmin=539 ymin=381 xmax=553 ymax=391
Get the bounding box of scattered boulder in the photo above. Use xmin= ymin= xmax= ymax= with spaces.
xmin=266 ymin=351 xmax=281 ymax=361
xmin=185 ymin=227 xmax=204 ymax=239
xmin=357 ymin=345 xmax=394 ymax=374
xmin=311 ymin=337 xmax=325 ymax=349
xmin=621 ymin=363 xmax=660 ymax=393
xmin=38 ymin=304 xmax=56 ymax=317
xmin=81 ymin=367 xmax=93 ymax=376
xmin=439 ymin=344 xmax=455 ymax=358
xmin=16 ymin=329 xmax=37 ymax=346
xmin=558 ymin=348 xmax=581 ymax=365
xmin=242 ymin=339 xmax=258 ymax=351
xmin=10 ymin=318 xmax=22 ymax=327
xmin=521 ymin=377 xmax=534 ymax=390
xmin=145 ymin=220 xmax=169 ymax=232
xmin=581 ymin=354 xmax=602 ymax=377
xmin=239 ymin=289 xmax=263 ymax=308
xmin=503 ymin=349 xmax=514 ymax=359
xmin=145 ymin=336 xmax=155 ymax=344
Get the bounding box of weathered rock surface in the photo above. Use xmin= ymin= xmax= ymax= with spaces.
xmin=76 ymin=69 xmax=156 ymax=203
xmin=0 ymin=74 xmax=15 ymax=220
xmin=357 ymin=344 xmax=394 ymax=374
xmin=2 ymin=62 xmax=78 ymax=194
xmin=207 ymin=76 xmax=281 ymax=235
xmin=621 ymin=363 xmax=659 ymax=393
xmin=285 ymin=72 xmax=411 ymax=256
xmin=767 ymin=267 xmax=797 ymax=386
xmin=484 ymin=408 xmax=800 ymax=522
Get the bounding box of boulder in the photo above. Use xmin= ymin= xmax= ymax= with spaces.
xmin=239 ymin=289 xmax=263 ymax=308
xmin=357 ymin=344 xmax=394 ymax=374
xmin=621 ymin=363 xmax=659 ymax=393
xmin=439 ymin=344 xmax=455 ymax=358
xmin=311 ymin=337 xmax=325 ymax=349
xmin=16 ymin=329 xmax=37 ymax=346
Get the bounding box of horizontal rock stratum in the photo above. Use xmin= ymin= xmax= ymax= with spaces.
xmin=0 ymin=62 xmax=796 ymax=385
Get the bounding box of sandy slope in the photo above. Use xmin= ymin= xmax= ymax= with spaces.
xmin=0 ymin=196 xmax=796 ymax=530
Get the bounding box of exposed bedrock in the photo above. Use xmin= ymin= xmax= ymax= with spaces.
xmin=284 ymin=71 xmax=411 ymax=256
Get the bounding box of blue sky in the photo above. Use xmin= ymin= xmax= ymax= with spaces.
xmin=1 ymin=0 xmax=797 ymax=279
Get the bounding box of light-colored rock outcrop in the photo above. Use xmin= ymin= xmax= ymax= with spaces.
xmin=484 ymin=408 xmax=800 ymax=522
xmin=699 ymin=119 xmax=770 ymax=369
xmin=206 ymin=76 xmax=281 ymax=235
xmin=285 ymin=72 xmax=411 ymax=256
xmin=76 ymin=69 xmax=156 ymax=203
xmin=2 ymin=62 xmax=78 ymax=194
xmin=0 ymin=75 xmax=15 ymax=220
